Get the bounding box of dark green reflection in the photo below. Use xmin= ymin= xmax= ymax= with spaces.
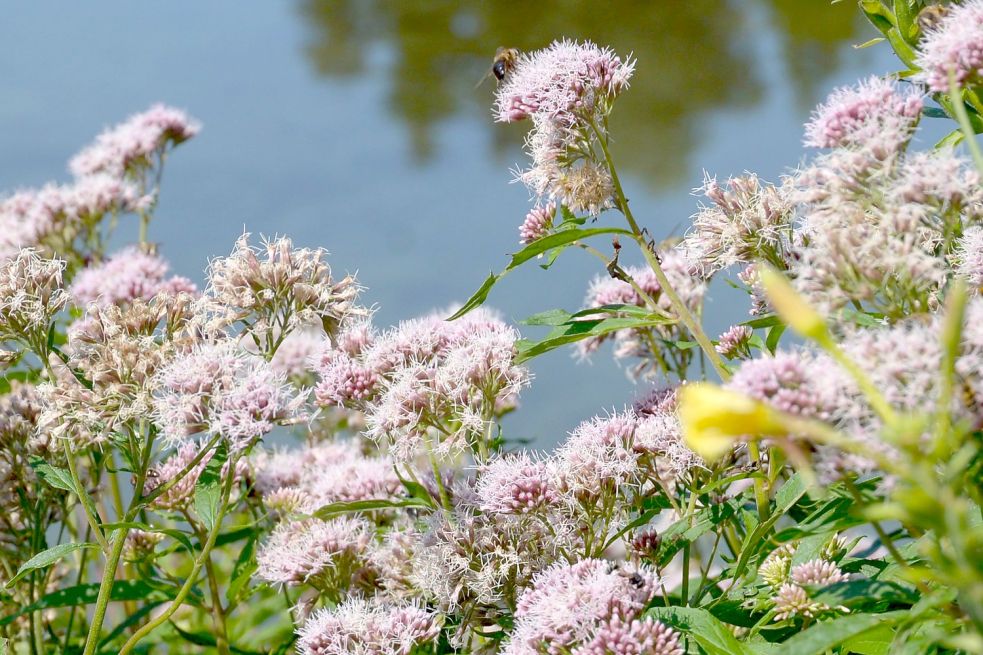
xmin=300 ymin=0 xmax=864 ymax=187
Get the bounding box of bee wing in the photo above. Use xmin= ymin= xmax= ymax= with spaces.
xmin=474 ymin=69 xmax=494 ymax=90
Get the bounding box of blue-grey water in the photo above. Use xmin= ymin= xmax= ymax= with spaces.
xmin=0 ymin=2 xmax=897 ymax=447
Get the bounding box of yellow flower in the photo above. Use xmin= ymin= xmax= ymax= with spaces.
xmin=758 ymin=265 xmax=828 ymax=342
xmin=679 ymin=384 xmax=786 ymax=461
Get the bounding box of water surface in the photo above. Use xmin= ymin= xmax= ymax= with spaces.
xmin=0 ymin=1 xmax=895 ymax=446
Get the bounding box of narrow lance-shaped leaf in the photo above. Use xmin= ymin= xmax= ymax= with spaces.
xmin=6 ymin=542 xmax=100 ymax=587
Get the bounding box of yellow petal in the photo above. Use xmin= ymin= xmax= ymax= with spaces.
xmin=758 ymin=265 xmax=828 ymax=341
xmin=679 ymin=384 xmax=785 ymax=461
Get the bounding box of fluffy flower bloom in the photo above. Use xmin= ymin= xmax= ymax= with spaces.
xmin=772 ymin=583 xmax=826 ymax=622
xmin=575 ymin=614 xmax=683 ymax=655
xmin=505 ymin=559 xmax=657 ymax=655
xmin=957 ymin=225 xmax=983 ymax=288
xmin=519 ymin=203 xmax=555 ymax=244
xmin=556 ymin=412 xmax=639 ymax=497
xmin=495 ymin=39 xmax=634 ymax=123
xmin=915 ymin=0 xmax=983 ymax=92
xmin=759 ymin=543 xmax=796 ymax=590
xmin=475 ymin=452 xmax=559 ymax=514
xmin=803 ymin=76 xmax=922 ymax=152
xmin=205 ymin=233 xmax=364 ymax=342
xmin=69 ymin=104 xmax=200 ymax=178
xmin=633 ymin=411 xmax=703 ymax=483
xmin=681 ymin=173 xmax=793 ymax=274
xmin=296 ymin=599 xmax=440 ymax=655
xmin=270 ymin=328 xmax=328 ymax=381
xmin=715 ymin=324 xmax=753 ymax=359
xmin=727 ymin=351 xmax=835 ymax=419
xmin=790 ymin=559 xmax=849 ymax=587
xmin=255 ymin=517 xmax=372 ymax=588
xmin=71 ymin=246 xmax=195 ymax=307
xmin=0 ymin=249 xmax=68 ymax=342
xmin=152 ymin=340 xmax=302 ymax=449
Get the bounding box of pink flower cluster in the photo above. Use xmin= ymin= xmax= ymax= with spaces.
xmin=495 ymin=39 xmax=634 ymax=123
xmin=803 ymin=76 xmax=922 ymax=152
xmin=69 ymin=104 xmax=200 ymax=178
xmin=296 ymin=599 xmax=440 ymax=655
xmin=71 ymin=246 xmax=196 ymax=307
xmin=152 ymin=340 xmax=303 ymax=449
xmin=251 ymin=440 xmax=401 ymax=514
xmin=915 ymin=0 xmax=983 ymax=92
xmin=504 ymin=559 xmax=681 ymax=655
xmin=315 ymin=308 xmax=529 ymax=462
xmin=255 ymin=517 xmax=372 ymax=587
xmin=142 ymin=441 xmax=246 ymax=512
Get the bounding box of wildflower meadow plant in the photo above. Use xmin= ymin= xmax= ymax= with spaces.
xmin=3 ymin=2 xmax=983 ymax=654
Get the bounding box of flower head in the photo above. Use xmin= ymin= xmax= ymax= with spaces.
xmin=296 ymin=599 xmax=440 ymax=655
xmin=71 ymin=246 xmax=195 ymax=308
xmin=915 ymin=0 xmax=983 ymax=92
xmin=475 ymin=452 xmax=559 ymax=514
xmin=519 ymin=203 xmax=555 ymax=244
xmin=0 ymin=249 xmax=69 ymax=343
xmin=803 ymin=76 xmax=922 ymax=152
xmin=255 ymin=517 xmax=373 ymax=589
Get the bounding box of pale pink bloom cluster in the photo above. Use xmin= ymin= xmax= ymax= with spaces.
xmin=504 ymin=559 xmax=680 ymax=655
xmin=270 ymin=329 xmax=329 ymax=381
xmin=251 ymin=440 xmax=400 ymax=514
xmin=495 ymin=40 xmax=633 ymax=123
xmin=0 ymin=249 xmax=69 ymax=341
xmin=296 ymin=599 xmax=440 ymax=655
xmin=803 ymin=76 xmax=922 ymax=152
xmin=152 ymin=340 xmax=303 ymax=449
xmin=519 ymin=203 xmax=555 ymax=245
xmin=69 ymin=104 xmax=200 ymax=178
xmin=495 ymin=40 xmax=633 ymax=217
xmin=315 ymin=308 xmax=529 ymax=462
xmin=758 ymin=539 xmax=851 ymax=622
xmin=957 ymin=226 xmax=983 ymax=288
xmin=205 ymin=234 xmax=364 ymax=341
xmin=915 ymin=0 xmax=983 ymax=92
xmin=475 ymin=452 xmax=559 ymax=514
xmin=680 ymin=173 xmax=794 ymax=275
xmin=576 ymin=253 xmax=706 ymax=377
xmin=0 ymin=178 xmax=145 ymax=262
xmin=727 ymin=351 xmax=836 ymax=419
xmin=715 ymin=324 xmax=753 ymax=359
xmin=255 ymin=517 xmax=372 ymax=589
xmin=71 ymin=246 xmax=196 ymax=307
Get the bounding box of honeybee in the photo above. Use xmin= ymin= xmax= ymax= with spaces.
xmin=917 ymin=4 xmax=950 ymax=32
xmin=476 ymin=47 xmax=520 ymax=88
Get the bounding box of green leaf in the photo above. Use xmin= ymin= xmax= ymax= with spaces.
xmin=853 ymin=36 xmax=886 ymax=49
xmin=778 ymin=610 xmax=908 ymax=654
xmin=765 ymin=323 xmax=785 ymax=354
xmin=843 ymin=623 xmax=895 ymax=655
xmin=448 ymin=227 xmax=632 ymax=320
xmin=859 ymin=0 xmax=897 ymax=34
xmin=0 ymin=580 xmax=184 ymax=627
xmin=812 ymin=579 xmax=918 ymax=611
xmin=312 ymin=497 xmax=431 ymax=520
xmin=29 ymin=458 xmax=74 ymax=493
xmin=6 ymin=542 xmax=99 ymax=587
xmin=193 ymin=442 xmax=227 ymax=532
xmin=227 ymin=534 xmax=258 ymax=604
xmin=730 ymin=474 xmax=807 ymax=582
xmin=936 ymin=128 xmax=965 ymax=149
xmin=740 ymin=315 xmax=781 ymax=329
xmin=168 ymin=621 xmax=266 ymax=655
xmin=516 ymin=313 xmax=671 ymax=363
xmin=646 ymin=606 xmax=756 ymax=655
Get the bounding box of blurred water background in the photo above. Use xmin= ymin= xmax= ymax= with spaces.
xmin=0 ymin=1 xmax=903 ymax=447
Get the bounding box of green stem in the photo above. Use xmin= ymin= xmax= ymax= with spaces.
xmin=746 ymin=442 xmax=771 ymax=523
xmin=63 ymin=441 xmax=110 ymax=552
xmin=118 ymin=457 xmax=239 ymax=654
xmin=590 ymin=120 xmax=729 ymax=380
xmin=949 ymin=71 xmax=983 ymax=177
xmin=80 ymin=529 xmax=127 ymax=655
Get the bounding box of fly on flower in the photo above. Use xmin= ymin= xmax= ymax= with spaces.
xmin=475 ymin=46 xmax=520 ymax=88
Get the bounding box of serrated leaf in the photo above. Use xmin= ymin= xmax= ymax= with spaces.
xmin=516 ymin=313 xmax=671 ymax=363
xmin=194 ymin=442 xmax=227 ymax=532
xmin=6 ymin=542 xmax=100 ymax=587
xmin=29 ymin=458 xmax=74 ymax=493
xmin=812 ymin=579 xmax=918 ymax=611
xmin=646 ymin=606 xmax=756 ymax=655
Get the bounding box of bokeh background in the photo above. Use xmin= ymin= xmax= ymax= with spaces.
xmin=0 ymin=1 xmax=903 ymax=446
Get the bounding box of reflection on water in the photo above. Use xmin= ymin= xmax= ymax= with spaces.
xmin=300 ymin=0 xmax=863 ymax=188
